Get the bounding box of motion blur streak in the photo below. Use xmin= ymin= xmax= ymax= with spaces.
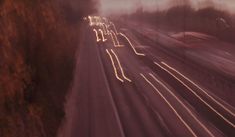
xmin=111 ymin=49 xmax=132 ymax=82
xmin=109 ymin=32 xmax=119 ymax=47
xmin=93 ymin=29 xmax=101 ymax=42
xmin=110 ymin=22 xmax=118 ymax=34
xmin=119 ymin=33 xmax=145 ymax=56
xmin=110 ymin=30 xmax=123 ymax=47
xmin=140 ymin=73 xmax=198 ymax=137
xmin=161 ymin=61 xmax=235 ymax=117
xmin=154 ymin=62 xmax=235 ymax=128
xmin=106 ymin=49 xmax=124 ymax=82
xmin=99 ymin=29 xmax=107 ymax=42
xmin=101 ymin=24 xmax=107 ymax=35
xmin=109 ymin=31 xmax=123 ymax=47
xmin=88 ymin=16 xmax=93 ymax=26
xmin=149 ymin=73 xmax=215 ymax=137
xmin=104 ymin=24 xmax=110 ymax=34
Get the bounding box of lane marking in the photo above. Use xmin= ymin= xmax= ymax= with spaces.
xmin=99 ymin=29 xmax=107 ymax=42
xmin=106 ymin=49 xmax=124 ymax=82
xmin=93 ymin=29 xmax=101 ymax=42
xmin=119 ymin=32 xmax=145 ymax=56
xmin=154 ymin=62 xmax=235 ymax=128
xmin=149 ymin=73 xmax=215 ymax=137
xmin=111 ymin=49 xmax=132 ymax=82
xmin=140 ymin=73 xmax=198 ymax=137
xmin=161 ymin=61 xmax=235 ymax=117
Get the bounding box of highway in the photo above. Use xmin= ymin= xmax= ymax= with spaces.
xmin=59 ymin=16 xmax=235 ymax=137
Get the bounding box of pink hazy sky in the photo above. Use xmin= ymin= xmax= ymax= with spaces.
xmin=97 ymin=0 xmax=235 ymax=15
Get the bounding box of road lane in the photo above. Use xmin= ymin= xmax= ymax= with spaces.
xmin=123 ymin=21 xmax=235 ymax=106
xmin=99 ymin=44 xmax=169 ymax=137
xmin=160 ymin=61 xmax=235 ymax=119
xmin=59 ymin=24 xmax=125 ymax=137
xmin=109 ymin=39 xmax=224 ymax=137
xmin=149 ymin=73 xmax=216 ymax=137
xmin=117 ymin=25 xmax=235 ymax=135
xmin=60 ymin=16 xmax=235 ymax=137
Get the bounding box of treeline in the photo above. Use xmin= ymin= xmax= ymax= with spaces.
xmin=129 ymin=5 xmax=235 ymax=43
xmin=0 ymin=0 xmax=96 ymax=137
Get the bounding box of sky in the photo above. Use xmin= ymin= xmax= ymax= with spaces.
xmin=97 ymin=0 xmax=235 ymax=15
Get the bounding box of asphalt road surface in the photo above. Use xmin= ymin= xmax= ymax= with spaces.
xmin=58 ymin=17 xmax=235 ymax=137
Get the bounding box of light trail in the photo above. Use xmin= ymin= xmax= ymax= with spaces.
xmin=99 ymin=29 xmax=107 ymax=42
xmin=149 ymin=73 xmax=215 ymax=137
xmin=140 ymin=73 xmax=198 ymax=137
xmin=106 ymin=49 xmax=124 ymax=82
xmin=109 ymin=31 xmax=123 ymax=47
xmin=105 ymin=24 xmax=110 ymax=35
xmin=88 ymin=16 xmax=93 ymax=26
xmin=93 ymin=29 xmax=101 ymax=42
xmin=90 ymin=17 xmax=145 ymax=55
xmin=102 ymin=17 xmax=107 ymax=22
xmin=119 ymin=32 xmax=145 ymax=56
xmin=88 ymin=16 xmax=103 ymax=26
xmin=109 ymin=32 xmax=118 ymax=47
xmin=161 ymin=61 xmax=235 ymax=118
xmin=110 ymin=30 xmax=124 ymax=47
xmin=154 ymin=62 xmax=235 ymax=128
xmin=101 ymin=23 xmax=107 ymax=35
xmin=111 ymin=49 xmax=132 ymax=82
xmin=110 ymin=22 xmax=118 ymax=34
xmin=94 ymin=16 xmax=99 ymax=26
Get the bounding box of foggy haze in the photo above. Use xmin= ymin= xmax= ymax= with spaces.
xmin=97 ymin=0 xmax=235 ymax=15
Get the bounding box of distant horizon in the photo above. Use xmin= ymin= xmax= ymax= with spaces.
xmin=97 ymin=0 xmax=235 ymax=16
